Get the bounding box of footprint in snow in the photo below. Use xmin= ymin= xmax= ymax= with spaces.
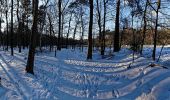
xmin=136 ymin=79 xmax=143 ymax=87
xmin=112 ymin=90 xmax=119 ymax=98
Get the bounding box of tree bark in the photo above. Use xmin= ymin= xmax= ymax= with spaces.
xmin=11 ymin=0 xmax=14 ymax=56
xmin=87 ymin=0 xmax=93 ymax=60
xmin=152 ymin=0 xmax=160 ymax=60
xmin=17 ymin=0 xmax=22 ymax=53
xmin=57 ymin=0 xmax=62 ymax=50
xmin=5 ymin=1 xmax=9 ymax=51
xmin=114 ymin=0 xmax=120 ymax=52
xmin=26 ymin=0 xmax=39 ymax=74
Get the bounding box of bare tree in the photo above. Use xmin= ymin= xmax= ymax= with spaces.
xmin=152 ymin=0 xmax=161 ymax=60
xmin=10 ymin=0 xmax=14 ymax=56
xmin=114 ymin=0 xmax=120 ymax=52
xmin=57 ymin=0 xmax=62 ymax=51
xmin=5 ymin=0 xmax=9 ymax=51
xmin=87 ymin=0 xmax=93 ymax=59
xmin=26 ymin=0 xmax=39 ymax=74
xmin=140 ymin=0 xmax=149 ymax=54
xmin=96 ymin=0 xmax=102 ymax=55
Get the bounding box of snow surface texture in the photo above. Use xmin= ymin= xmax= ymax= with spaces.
xmin=0 ymin=46 xmax=170 ymax=100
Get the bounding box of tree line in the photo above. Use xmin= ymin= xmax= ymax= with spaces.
xmin=0 ymin=0 xmax=170 ymax=74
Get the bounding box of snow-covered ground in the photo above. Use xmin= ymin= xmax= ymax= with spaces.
xmin=0 ymin=46 xmax=170 ymax=100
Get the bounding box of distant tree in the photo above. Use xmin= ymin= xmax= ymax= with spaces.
xmin=66 ymin=11 xmax=73 ymax=49
xmin=102 ymin=0 xmax=108 ymax=55
xmin=140 ymin=0 xmax=149 ymax=54
xmin=21 ymin=0 xmax=32 ymax=49
xmin=16 ymin=0 xmax=22 ymax=53
xmin=96 ymin=0 xmax=103 ymax=55
xmin=47 ymin=12 xmax=54 ymax=52
xmin=38 ymin=3 xmax=49 ymax=52
xmin=72 ymin=14 xmax=80 ymax=50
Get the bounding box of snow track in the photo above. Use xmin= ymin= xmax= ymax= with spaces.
xmin=0 ymin=48 xmax=170 ymax=100
xmin=0 ymin=54 xmax=27 ymax=100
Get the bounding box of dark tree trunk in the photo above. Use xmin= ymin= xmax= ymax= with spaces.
xmin=132 ymin=15 xmax=135 ymax=62
xmin=80 ymin=6 xmax=84 ymax=52
xmin=114 ymin=0 xmax=120 ymax=52
xmin=26 ymin=0 xmax=39 ymax=74
xmin=0 ymin=14 xmax=2 ymax=47
xmin=152 ymin=0 xmax=160 ymax=60
xmin=5 ymin=2 xmax=9 ymax=51
xmin=80 ymin=17 xmax=84 ymax=52
xmin=87 ymin=0 xmax=93 ymax=60
xmin=17 ymin=0 xmax=22 ymax=53
xmin=96 ymin=0 xmax=102 ymax=55
xmin=102 ymin=0 xmax=107 ymax=55
xmin=57 ymin=0 xmax=62 ymax=50
xmin=11 ymin=0 xmax=14 ymax=56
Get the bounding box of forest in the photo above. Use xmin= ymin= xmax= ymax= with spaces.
xmin=0 ymin=0 xmax=170 ymax=100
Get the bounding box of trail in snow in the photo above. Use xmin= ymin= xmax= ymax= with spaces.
xmin=0 ymin=53 xmax=58 ymax=99
xmin=0 ymin=47 xmax=169 ymax=100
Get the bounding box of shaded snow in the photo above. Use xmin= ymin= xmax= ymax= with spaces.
xmin=0 ymin=46 xmax=169 ymax=100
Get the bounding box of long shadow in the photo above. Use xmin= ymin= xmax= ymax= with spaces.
xmin=35 ymin=59 xmax=160 ymax=94
xmin=4 ymin=52 xmax=160 ymax=89
xmin=14 ymin=50 xmax=143 ymax=67
xmin=117 ymin=70 xmax=170 ymax=100
xmin=1 ymin=55 xmax=78 ymax=100
xmin=7 ymin=51 xmax=169 ymax=100
xmin=33 ymin=54 xmax=152 ymax=74
xmin=13 ymin=50 xmax=151 ymax=74
xmin=0 ymin=54 xmax=28 ymax=99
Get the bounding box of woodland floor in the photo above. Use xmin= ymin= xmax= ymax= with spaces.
xmin=0 ymin=46 xmax=170 ymax=100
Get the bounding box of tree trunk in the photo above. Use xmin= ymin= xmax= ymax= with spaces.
xmin=72 ymin=22 xmax=78 ymax=50
xmin=0 ymin=14 xmax=2 ymax=48
xmin=5 ymin=9 xmax=9 ymax=51
xmin=5 ymin=1 xmax=9 ymax=51
xmin=96 ymin=0 xmax=103 ymax=55
xmin=140 ymin=0 xmax=148 ymax=54
xmin=26 ymin=0 xmax=39 ymax=74
xmin=17 ymin=0 xmax=22 ymax=53
xmin=87 ymin=0 xmax=93 ymax=60
xmin=11 ymin=0 xmax=14 ymax=56
xmin=132 ymin=15 xmax=135 ymax=62
xmin=57 ymin=0 xmax=62 ymax=50
xmin=48 ymin=14 xmax=53 ymax=52
xmin=80 ymin=16 xmax=84 ymax=52
xmin=152 ymin=0 xmax=160 ymax=60
xmin=102 ymin=0 xmax=107 ymax=55
xmin=114 ymin=0 xmax=120 ymax=52
xmin=66 ymin=13 xmax=72 ymax=49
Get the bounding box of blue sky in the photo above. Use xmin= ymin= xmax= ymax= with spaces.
xmin=1 ymin=0 xmax=170 ymax=38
